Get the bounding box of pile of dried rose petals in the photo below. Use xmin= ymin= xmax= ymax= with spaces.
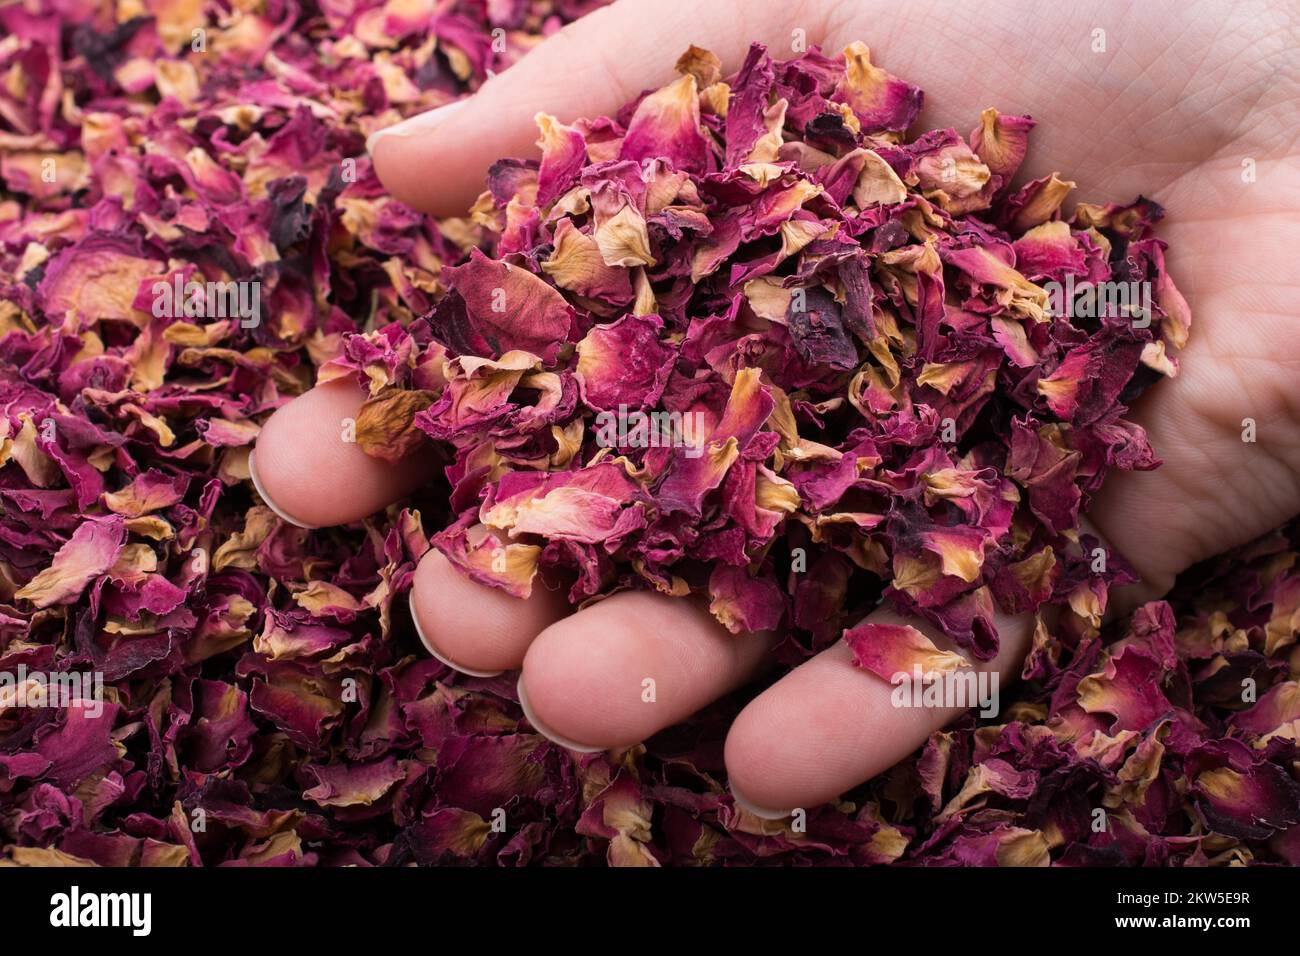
xmin=354 ymin=41 xmax=1190 ymax=671
xmin=1 ymin=0 xmax=1297 ymax=867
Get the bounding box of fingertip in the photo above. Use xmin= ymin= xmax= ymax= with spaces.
xmin=409 ymin=547 xmax=568 ymax=676
xmin=250 ymin=378 xmax=439 ymax=529
xmin=519 ymin=591 xmax=773 ymax=752
xmin=516 ymin=674 xmax=606 ymax=753
xmin=409 ymin=588 xmax=503 ymax=678
xmin=368 ymin=99 xmax=478 ymax=214
xmin=727 ymin=780 xmax=794 ymax=821
xmin=518 ymin=601 xmax=649 ymax=751
xmin=722 ymin=648 xmax=864 ymax=812
xmin=248 ymin=448 xmax=319 ymax=529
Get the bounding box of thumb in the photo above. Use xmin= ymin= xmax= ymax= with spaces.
xmin=367 ymin=0 xmax=830 ymax=215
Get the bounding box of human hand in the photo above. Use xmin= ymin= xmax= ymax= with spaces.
xmin=249 ymin=0 xmax=1299 ymax=815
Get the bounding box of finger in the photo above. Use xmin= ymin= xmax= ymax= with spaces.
xmin=518 ymin=590 xmax=775 ymax=752
xmin=249 ymin=378 xmax=439 ymax=528
xmin=408 ymin=547 xmax=569 ymax=677
xmin=371 ymin=0 xmax=1233 ymax=219
xmin=724 ymin=605 xmax=1033 ymax=817
xmin=368 ymin=0 xmax=831 ymax=215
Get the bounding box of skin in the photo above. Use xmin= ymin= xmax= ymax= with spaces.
xmin=250 ymin=0 xmax=1300 ymax=815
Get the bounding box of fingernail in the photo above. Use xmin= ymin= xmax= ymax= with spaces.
xmin=367 ymin=99 xmax=471 ymax=156
xmin=248 ymin=449 xmax=320 ymax=530
xmin=516 ymin=675 xmax=605 ymax=754
xmin=728 ymin=783 xmax=795 ymax=821
xmin=409 ymin=590 xmax=504 ymax=678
